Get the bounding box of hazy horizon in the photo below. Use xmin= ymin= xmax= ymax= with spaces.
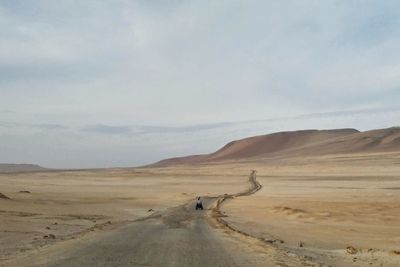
xmin=1 ymin=1 xmax=400 ymax=168
xmin=2 ymin=108 xmax=399 ymax=169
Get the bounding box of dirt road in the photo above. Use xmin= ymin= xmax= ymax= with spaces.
xmin=3 ymin=173 xmax=310 ymax=267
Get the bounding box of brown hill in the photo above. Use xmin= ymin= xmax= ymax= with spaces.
xmin=207 ymin=128 xmax=359 ymax=161
xmin=154 ymin=127 xmax=400 ymax=166
xmin=0 ymin=164 xmax=47 ymax=173
xmin=289 ymin=127 xmax=400 ymax=156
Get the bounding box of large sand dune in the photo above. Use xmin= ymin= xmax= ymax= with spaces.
xmin=155 ymin=127 xmax=400 ymax=166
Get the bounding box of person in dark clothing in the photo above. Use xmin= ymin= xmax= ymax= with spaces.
xmin=195 ymin=197 xmax=203 ymax=210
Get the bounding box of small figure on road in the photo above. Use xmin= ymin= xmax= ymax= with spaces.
xmin=195 ymin=197 xmax=204 ymax=210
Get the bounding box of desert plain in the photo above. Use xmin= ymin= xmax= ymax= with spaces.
xmin=0 ymin=128 xmax=400 ymax=266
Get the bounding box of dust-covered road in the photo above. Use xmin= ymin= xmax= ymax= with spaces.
xmin=4 ymin=173 xmax=311 ymax=267
xmin=35 ymin=198 xmax=265 ymax=267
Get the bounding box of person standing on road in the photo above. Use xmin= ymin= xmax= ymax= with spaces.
xmin=195 ymin=197 xmax=204 ymax=210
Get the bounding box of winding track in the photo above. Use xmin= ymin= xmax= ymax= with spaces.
xmin=5 ymin=172 xmax=299 ymax=267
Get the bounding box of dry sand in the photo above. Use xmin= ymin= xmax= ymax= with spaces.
xmin=218 ymin=152 xmax=400 ymax=266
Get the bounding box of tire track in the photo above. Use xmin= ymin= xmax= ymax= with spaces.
xmin=210 ymin=171 xmax=319 ymax=267
xmin=211 ymin=170 xmax=262 ymax=237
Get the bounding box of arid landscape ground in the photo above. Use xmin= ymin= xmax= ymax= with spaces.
xmin=1 ymin=128 xmax=400 ymax=266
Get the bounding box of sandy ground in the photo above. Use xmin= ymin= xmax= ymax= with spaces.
xmin=220 ymin=152 xmax=400 ymax=266
xmin=0 ymin=168 xmax=246 ymax=262
xmin=1 ymin=152 xmax=399 ymax=266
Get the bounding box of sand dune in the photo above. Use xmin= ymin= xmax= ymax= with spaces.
xmin=207 ymin=128 xmax=358 ymax=160
xmin=276 ymin=127 xmax=400 ymax=157
xmin=155 ymin=127 xmax=400 ymax=166
xmin=0 ymin=164 xmax=47 ymax=173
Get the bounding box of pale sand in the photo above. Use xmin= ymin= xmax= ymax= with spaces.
xmin=219 ymin=152 xmax=400 ymax=266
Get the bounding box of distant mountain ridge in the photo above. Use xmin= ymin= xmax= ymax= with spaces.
xmin=0 ymin=164 xmax=47 ymax=173
xmin=154 ymin=127 xmax=400 ymax=166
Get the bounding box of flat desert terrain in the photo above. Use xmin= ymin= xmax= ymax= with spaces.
xmin=218 ymin=153 xmax=400 ymax=266
xmin=1 ymin=128 xmax=399 ymax=266
xmin=0 ymin=169 xmax=247 ymax=264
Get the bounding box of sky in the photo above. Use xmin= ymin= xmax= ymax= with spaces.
xmin=0 ymin=0 xmax=399 ymax=168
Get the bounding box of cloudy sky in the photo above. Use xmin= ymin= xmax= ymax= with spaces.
xmin=1 ymin=0 xmax=399 ymax=168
